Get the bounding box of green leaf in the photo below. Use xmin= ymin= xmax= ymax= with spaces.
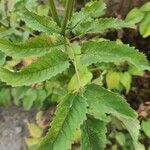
xmin=0 ymin=50 xmax=70 ymax=86
xmin=120 ymin=72 xmax=132 ymax=93
xmin=106 ymin=71 xmax=120 ymax=90
xmin=116 ymin=132 xmax=125 ymax=146
xmin=73 ymin=18 xmax=134 ymax=36
xmin=23 ymin=89 xmax=37 ymax=110
xmin=125 ymin=8 xmax=144 ymax=24
xmin=0 ymin=34 xmax=65 ymax=58
xmin=81 ymin=116 xmax=107 ymax=150
xmin=38 ymin=93 xmax=87 ymax=150
xmin=68 ymin=67 xmax=93 ymax=91
xmin=84 ymin=84 xmax=140 ymax=149
xmin=139 ymin=13 xmax=150 ymax=38
xmin=12 ymin=87 xmax=29 ymax=105
xmin=118 ymin=116 xmax=140 ymax=149
xmin=0 ymin=51 xmax=5 ymax=66
xmin=69 ymin=0 xmax=106 ymax=30
xmin=140 ymin=2 xmax=150 ymax=12
xmin=81 ymin=41 xmax=150 ymax=71
xmin=0 ymin=88 xmax=11 ymax=106
xmin=22 ymin=8 xmax=61 ymax=34
xmin=141 ymin=119 xmax=150 ymax=138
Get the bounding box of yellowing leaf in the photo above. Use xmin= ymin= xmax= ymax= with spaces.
xmin=27 ymin=123 xmax=42 ymax=138
xmin=68 ymin=68 xmax=93 ymax=91
xmin=25 ymin=137 xmax=41 ymax=146
xmin=120 ymin=72 xmax=132 ymax=93
xmin=106 ymin=71 xmax=120 ymax=90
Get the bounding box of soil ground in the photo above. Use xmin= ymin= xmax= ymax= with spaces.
xmin=0 ymin=106 xmax=37 ymax=150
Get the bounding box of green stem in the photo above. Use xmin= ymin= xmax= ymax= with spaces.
xmin=66 ymin=39 xmax=82 ymax=91
xmin=61 ymin=0 xmax=75 ymax=35
xmin=48 ymin=0 xmax=61 ymax=26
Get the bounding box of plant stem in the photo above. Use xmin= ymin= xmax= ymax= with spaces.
xmin=65 ymin=39 xmax=82 ymax=91
xmin=61 ymin=0 xmax=75 ymax=35
xmin=48 ymin=0 xmax=61 ymax=26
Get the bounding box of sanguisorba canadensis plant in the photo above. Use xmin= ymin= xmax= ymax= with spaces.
xmin=0 ymin=0 xmax=149 ymax=149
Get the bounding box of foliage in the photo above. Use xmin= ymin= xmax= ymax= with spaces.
xmin=0 ymin=0 xmax=149 ymax=150
xmin=125 ymin=2 xmax=150 ymax=38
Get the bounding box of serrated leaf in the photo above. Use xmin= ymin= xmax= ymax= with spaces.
xmin=139 ymin=13 xmax=150 ymax=38
xmin=125 ymin=8 xmax=144 ymax=24
xmin=119 ymin=116 xmax=140 ymax=149
xmin=0 ymin=50 xmax=70 ymax=86
xmin=38 ymin=93 xmax=87 ymax=150
xmin=84 ymin=84 xmax=139 ymax=149
xmin=81 ymin=116 xmax=107 ymax=150
xmin=69 ymin=0 xmax=106 ymax=30
xmin=84 ymin=84 xmax=137 ymax=119
xmin=0 ymin=34 xmax=64 ymax=58
xmin=81 ymin=41 xmax=150 ymax=71
xmin=68 ymin=67 xmax=93 ymax=91
xmin=73 ymin=18 xmax=134 ymax=36
xmin=22 ymin=8 xmax=61 ymax=34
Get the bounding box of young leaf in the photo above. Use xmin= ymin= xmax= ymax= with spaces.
xmin=73 ymin=18 xmax=134 ymax=36
xmin=0 ymin=50 xmax=70 ymax=86
xmin=125 ymin=8 xmax=144 ymax=24
xmin=141 ymin=119 xmax=150 ymax=138
xmin=23 ymin=89 xmax=37 ymax=110
xmin=27 ymin=123 xmax=43 ymax=138
xmin=38 ymin=93 xmax=87 ymax=150
xmin=69 ymin=0 xmax=106 ymax=30
xmin=22 ymin=8 xmax=61 ymax=34
xmin=81 ymin=41 xmax=150 ymax=71
xmin=84 ymin=84 xmax=140 ymax=149
xmin=140 ymin=2 xmax=150 ymax=12
xmin=0 ymin=34 xmax=65 ymax=58
xmin=120 ymin=72 xmax=132 ymax=93
xmin=106 ymin=71 xmax=120 ymax=90
xmin=68 ymin=67 xmax=93 ymax=91
xmin=139 ymin=13 xmax=150 ymax=38
xmin=81 ymin=116 xmax=107 ymax=150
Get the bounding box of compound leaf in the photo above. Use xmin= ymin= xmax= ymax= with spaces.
xmin=0 ymin=50 xmax=70 ymax=86
xmin=81 ymin=41 xmax=150 ymax=71
xmin=81 ymin=116 xmax=107 ymax=150
xmin=22 ymin=8 xmax=61 ymax=34
xmin=38 ymin=93 xmax=87 ymax=150
xmin=0 ymin=34 xmax=64 ymax=58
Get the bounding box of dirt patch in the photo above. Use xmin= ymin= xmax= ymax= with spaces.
xmin=0 ymin=106 xmax=37 ymax=150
